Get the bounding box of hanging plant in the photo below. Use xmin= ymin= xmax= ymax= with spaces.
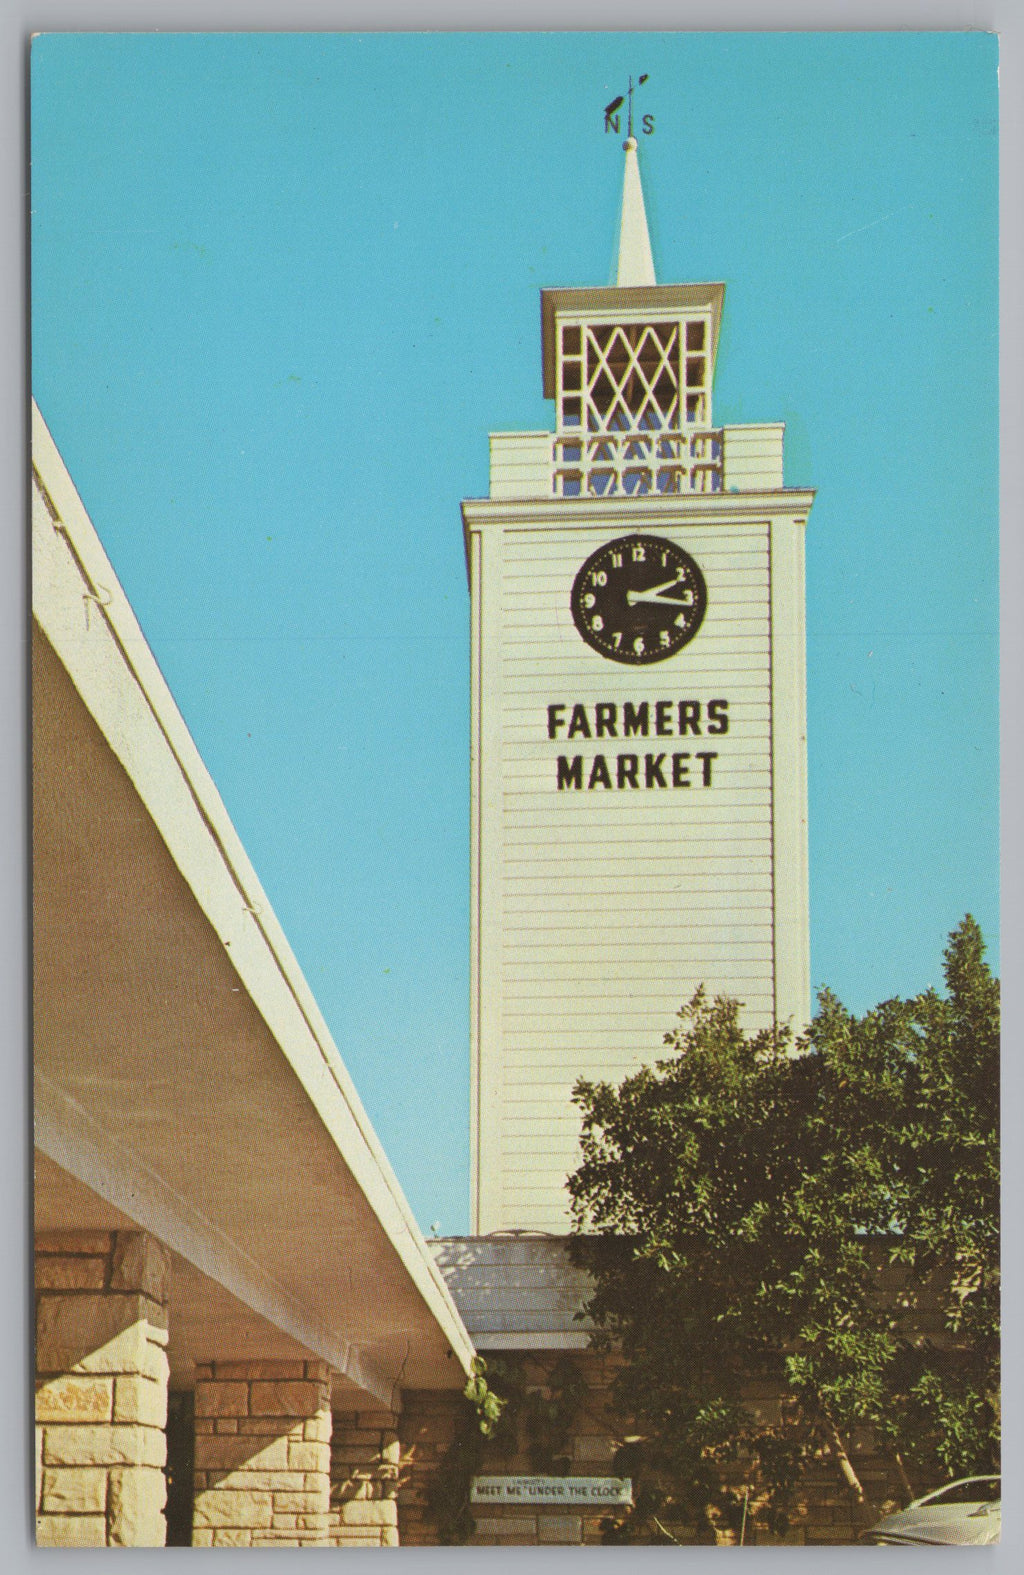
xmin=426 ymin=1358 xmax=508 ymax=1545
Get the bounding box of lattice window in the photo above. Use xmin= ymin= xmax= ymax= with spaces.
xmin=557 ymin=316 xmax=711 ymax=434
xmin=553 ymin=314 xmax=720 ymax=495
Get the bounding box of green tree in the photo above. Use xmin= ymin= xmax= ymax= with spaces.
xmin=567 ymin=918 xmax=999 ymax=1543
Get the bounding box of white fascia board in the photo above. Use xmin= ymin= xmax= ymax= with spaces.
xmin=31 ymin=401 xmax=475 ymax=1379
xmin=462 ymin=489 xmax=816 ymax=533
xmin=467 ymin=1332 xmax=592 ymax=1351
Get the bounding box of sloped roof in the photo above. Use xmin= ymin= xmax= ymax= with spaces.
xmin=431 ymin=1236 xmax=595 ymax=1350
xmin=32 ymin=401 xmax=476 ymax=1400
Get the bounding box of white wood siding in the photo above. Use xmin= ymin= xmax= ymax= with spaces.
xmin=770 ymin=514 xmax=811 ymax=1023
xmin=722 ymin=424 xmax=785 ymax=489
xmin=471 ymin=509 xmax=796 ymax=1231
xmin=489 ymin=432 xmax=552 ymax=499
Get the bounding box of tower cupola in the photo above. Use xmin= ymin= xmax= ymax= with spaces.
xmin=540 ymin=138 xmax=725 ymax=498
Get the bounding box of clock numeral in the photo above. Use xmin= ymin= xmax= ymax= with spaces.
xmin=583 ymin=592 xmax=596 ymax=609
xmin=660 ymin=629 xmax=671 ymax=647
xmin=633 ymin=635 xmax=645 ymax=654
xmin=591 ymin=614 xmax=604 ymax=631
xmin=612 ymin=631 xmax=622 ymax=648
xmin=678 ymin=589 xmax=694 ymax=606
xmin=632 ymin=545 xmax=646 ymax=562
xmin=591 ymin=570 xmax=608 ymax=586
xmin=674 ymin=612 xmax=688 ymax=628
xmin=611 ymin=552 xmax=623 ymax=568
xmin=661 ymin=551 xmax=669 ymax=566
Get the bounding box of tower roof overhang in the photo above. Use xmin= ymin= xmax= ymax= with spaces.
xmin=541 ymin=282 xmax=726 ymax=399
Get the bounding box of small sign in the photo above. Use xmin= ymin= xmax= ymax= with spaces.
xmin=471 ymin=1476 xmax=633 ymax=1507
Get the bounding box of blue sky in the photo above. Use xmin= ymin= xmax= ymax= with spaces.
xmin=31 ymin=31 xmax=999 ymax=1233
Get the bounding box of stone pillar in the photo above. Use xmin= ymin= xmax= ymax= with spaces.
xmin=328 ymin=1406 xmax=402 ymax=1546
xmin=35 ymin=1229 xmax=171 ymax=1547
xmin=191 ymin=1359 xmax=332 ymax=1547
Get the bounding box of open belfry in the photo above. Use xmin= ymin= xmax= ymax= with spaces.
xmin=463 ymin=132 xmax=815 ymax=1234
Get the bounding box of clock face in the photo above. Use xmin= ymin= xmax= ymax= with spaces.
xmin=570 ymin=533 xmax=708 ymax=664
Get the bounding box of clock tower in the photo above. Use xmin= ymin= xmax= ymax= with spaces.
xmin=463 ymin=137 xmax=814 ymax=1234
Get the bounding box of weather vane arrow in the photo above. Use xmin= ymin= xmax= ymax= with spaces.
xmin=604 ymin=74 xmax=651 ymax=140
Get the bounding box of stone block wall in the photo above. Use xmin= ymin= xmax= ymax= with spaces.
xmin=191 ymin=1359 xmax=332 ymax=1547
xmin=328 ymin=1406 xmax=401 ymax=1546
xmin=396 ymin=1389 xmax=464 ymax=1546
xmin=396 ymin=1349 xmax=914 ymax=1548
xmin=703 ymin=1424 xmax=903 ymax=1547
xmin=35 ymin=1229 xmax=170 ymax=1547
xmin=466 ymin=1352 xmax=622 ymax=1547
xmin=397 ymin=1353 xmax=623 ymax=1547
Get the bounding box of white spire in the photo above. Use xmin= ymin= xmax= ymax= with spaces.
xmin=616 ymin=136 xmax=656 ymax=287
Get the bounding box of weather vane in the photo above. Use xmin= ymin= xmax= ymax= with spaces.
xmin=604 ymin=74 xmax=653 ymax=140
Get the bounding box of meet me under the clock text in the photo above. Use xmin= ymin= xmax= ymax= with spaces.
xmin=546 ymin=697 xmax=730 ymax=791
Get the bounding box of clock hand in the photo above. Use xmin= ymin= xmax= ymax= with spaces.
xmin=626 ymin=576 xmax=691 ymax=607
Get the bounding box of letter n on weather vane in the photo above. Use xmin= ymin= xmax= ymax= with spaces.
xmin=604 ymin=74 xmax=654 ymax=138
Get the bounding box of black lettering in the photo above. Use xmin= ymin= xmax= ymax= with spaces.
xmin=568 ymin=703 xmax=592 ymax=739
xmin=696 ymin=750 xmax=717 ymax=786
xmin=642 ymin=113 xmax=655 ymax=135
xmin=547 ymin=703 xmax=566 ymax=739
xmin=707 ymin=699 xmax=729 ymax=735
xmin=655 ymin=700 xmax=673 ymax=736
xmin=645 ymin=753 xmax=667 ymax=787
xmin=605 ymin=111 xmax=620 ymax=134
xmin=622 ymin=701 xmax=649 ymax=737
xmin=557 ymin=755 xmax=583 ymax=790
xmin=672 ymin=752 xmax=691 ymax=787
xmin=588 ymin=754 xmax=613 ymax=790
xmin=678 ymin=700 xmax=702 ymax=735
xmin=595 ymin=702 xmax=618 ymax=738
xmin=617 ymin=754 xmax=640 ymax=788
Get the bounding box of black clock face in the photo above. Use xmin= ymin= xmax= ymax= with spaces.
xmin=570 ymin=534 xmax=708 ymax=664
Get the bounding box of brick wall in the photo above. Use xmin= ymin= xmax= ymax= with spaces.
xmin=396 ymin=1388 xmax=463 ymax=1545
xmin=328 ymin=1406 xmax=401 ymax=1546
xmin=396 ymin=1349 xmax=912 ymax=1547
xmin=398 ymin=1352 xmax=624 ymax=1547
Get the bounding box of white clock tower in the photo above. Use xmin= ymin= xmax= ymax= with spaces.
xmin=463 ymin=138 xmax=814 ymax=1234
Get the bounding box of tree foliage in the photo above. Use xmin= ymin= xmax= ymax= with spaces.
xmin=567 ymin=917 xmax=999 ymax=1542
